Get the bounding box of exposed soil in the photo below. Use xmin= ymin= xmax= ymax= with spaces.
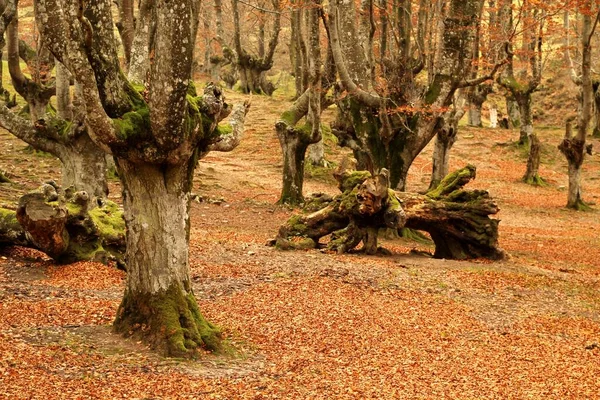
xmin=1 ymin=88 xmax=600 ymax=399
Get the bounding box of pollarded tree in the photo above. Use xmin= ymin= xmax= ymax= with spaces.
xmin=276 ymin=0 xmax=335 ymax=205
xmin=559 ymin=1 xmax=599 ymax=210
xmin=0 ymin=1 xmax=108 ymax=197
xmin=34 ymin=0 xmax=249 ymax=356
xmin=230 ymin=0 xmax=281 ymax=95
xmin=496 ymin=0 xmax=549 ymax=185
xmin=328 ymin=0 xmax=503 ymax=191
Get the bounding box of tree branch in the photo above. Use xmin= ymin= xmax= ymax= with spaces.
xmin=326 ymin=8 xmax=381 ymax=108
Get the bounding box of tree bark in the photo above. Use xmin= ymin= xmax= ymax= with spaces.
xmin=515 ymin=93 xmax=533 ymax=146
xmin=430 ymin=93 xmax=465 ymax=189
xmin=59 ymin=135 xmax=109 ymax=198
xmin=127 ymin=0 xmax=154 ymax=85
xmin=113 ymin=159 xmax=220 ymax=355
xmin=277 ymin=124 xmax=310 ymax=205
xmin=117 ymin=0 xmax=135 ymax=67
xmin=307 ymin=140 xmax=325 ymax=167
xmin=489 ymin=104 xmax=498 ymax=128
xmin=516 ymin=93 xmax=543 ymax=184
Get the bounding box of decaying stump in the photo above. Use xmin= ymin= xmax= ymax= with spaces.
xmin=273 ymin=164 xmax=505 ymax=260
xmin=0 ymin=183 xmax=125 ymax=265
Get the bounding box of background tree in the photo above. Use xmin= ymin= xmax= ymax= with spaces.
xmin=276 ymin=0 xmax=336 ymax=205
xmin=497 ymin=0 xmax=548 ymax=185
xmin=0 ymin=2 xmax=108 ymax=197
xmin=230 ymin=0 xmax=281 ymax=94
xmin=34 ymin=0 xmax=249 ymax=356
xmin=559 ymin=1 xmax=599 ymax=210
xmin=328 ymin=0 xmax=501 ymax=192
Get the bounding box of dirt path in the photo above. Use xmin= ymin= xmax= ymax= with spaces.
xmin=1 ymin=90 xmax=600 ymax=399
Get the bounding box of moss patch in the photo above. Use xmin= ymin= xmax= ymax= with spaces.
xmin=114 ymin=283 xmax=222 ymax=357
xmin=88 ymin=200 xmax=125 ymax=242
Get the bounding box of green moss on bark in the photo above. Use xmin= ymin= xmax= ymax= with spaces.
xmin=114 ymin=284 xmax=221 ymax=357
xmin=88 ymin=200 xmax=125 ymax=241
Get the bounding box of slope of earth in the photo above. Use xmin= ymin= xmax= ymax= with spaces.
xmin=1 ymin=87 xmax=600 ymax=399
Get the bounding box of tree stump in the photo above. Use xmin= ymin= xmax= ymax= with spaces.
xmin=273 ymin=164 xmax=506 ymax=260
xmin=0 ymin=183 xmax=126 ymax=266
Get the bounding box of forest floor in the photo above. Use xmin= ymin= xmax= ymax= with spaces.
xmin=1 ymin=87 xmax=600 ymax=399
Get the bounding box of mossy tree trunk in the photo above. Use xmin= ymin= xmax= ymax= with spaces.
xmin=467 ymin=84 xmax=492 ymax=127
xmin=331 ymin=97 xmax=414 ymax=191
xmin=36 ymin=0 xmax=249 ymax=356
xmin=430 ymin=93 xmax=466 ymax=189
xmin=277 ymin=121 xmax=311 ymax=205
xmin=277 ymin=3 xmax=324 ymax=205
xmin=430 ymin=127 xmax=457 ymax=190
xmin=514 ymin=92 xmax=543 ymax=184
xmin=515 ymin=93 xmax=533 ymax=146
xmin=326 ymin=0 xmax=485 ymax=193
xmin=274 ymin=165 xmax=505 ymax=260
xmin=113 ymin=159 xmax=221 ymax=355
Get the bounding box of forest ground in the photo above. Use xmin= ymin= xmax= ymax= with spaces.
xmin=1 ymin=87 xmax=599 ymax=399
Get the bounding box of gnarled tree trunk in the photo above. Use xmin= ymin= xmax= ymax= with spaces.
xmin=0 ymin=184 xmax=125 ymax=264
xmin=113 ymin=159 xmax=221 ymax=356
xmin=273 ymin=165 xmax=505 ymax=260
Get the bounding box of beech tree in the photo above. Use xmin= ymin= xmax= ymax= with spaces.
xmin=33 ymin=0 xmax=249 ymax=356
xmin=559 ymin=1 xmax=599 ymax=210
xmin=0 ymin=1 xmax=108 ymax=197
xmin=496 ymin=0 xmax=557 ymax=185
xmin=327 ymin=0 xmax=502 ymax=191
xmin=276 ymin=0 xmax=336 ymax=205
xmin=230 ymin=0 xmax=281 ymax=94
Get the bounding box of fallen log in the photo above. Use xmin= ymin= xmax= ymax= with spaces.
xmin=273 ymin=164 xmax=506 ymax=260
xmin=0 ymin=183 xmax=126 ymax=266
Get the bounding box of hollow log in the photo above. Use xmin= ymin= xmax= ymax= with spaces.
xmin=0 ymin=184 xmax=126 ymax=266
xmin=273 ymin=165 xmax=505 ymax=260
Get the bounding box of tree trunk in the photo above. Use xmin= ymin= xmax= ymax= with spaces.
xmin=489 ymin=105 xmax=498 ymax=128
xmin=117 ymin=0 xmax=135 ymax=67
xmin=429 ymin=128 xmax=457 ymax=189
xmin=307 ymin=139 xmax=325 ymax=167
xmin=276 ymin=122 xmax=310 ymax=205
xmin=59 ymin=135 xmax=108 ymax=198
xmin=468 ymin=106 xmax=482 ymax=127
xmin=506 ymin=96 xmax=521 ymax=129
xmin=516 ymin=94 xmax=532 ymax=145
xmin=1 ymin=186 xmax=125 ymax=264
xmin=515 ymin=93 xmax=543 ymax=184
xmin=274 ymin=165 xmax=505 ymax=260
xmin=127 ymin=0 xmax=153 ymax=84
xmin=523 ymin=133 xmax=543 ymax=185
xmin=113 ymin=159 xmax=220 ymax=356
